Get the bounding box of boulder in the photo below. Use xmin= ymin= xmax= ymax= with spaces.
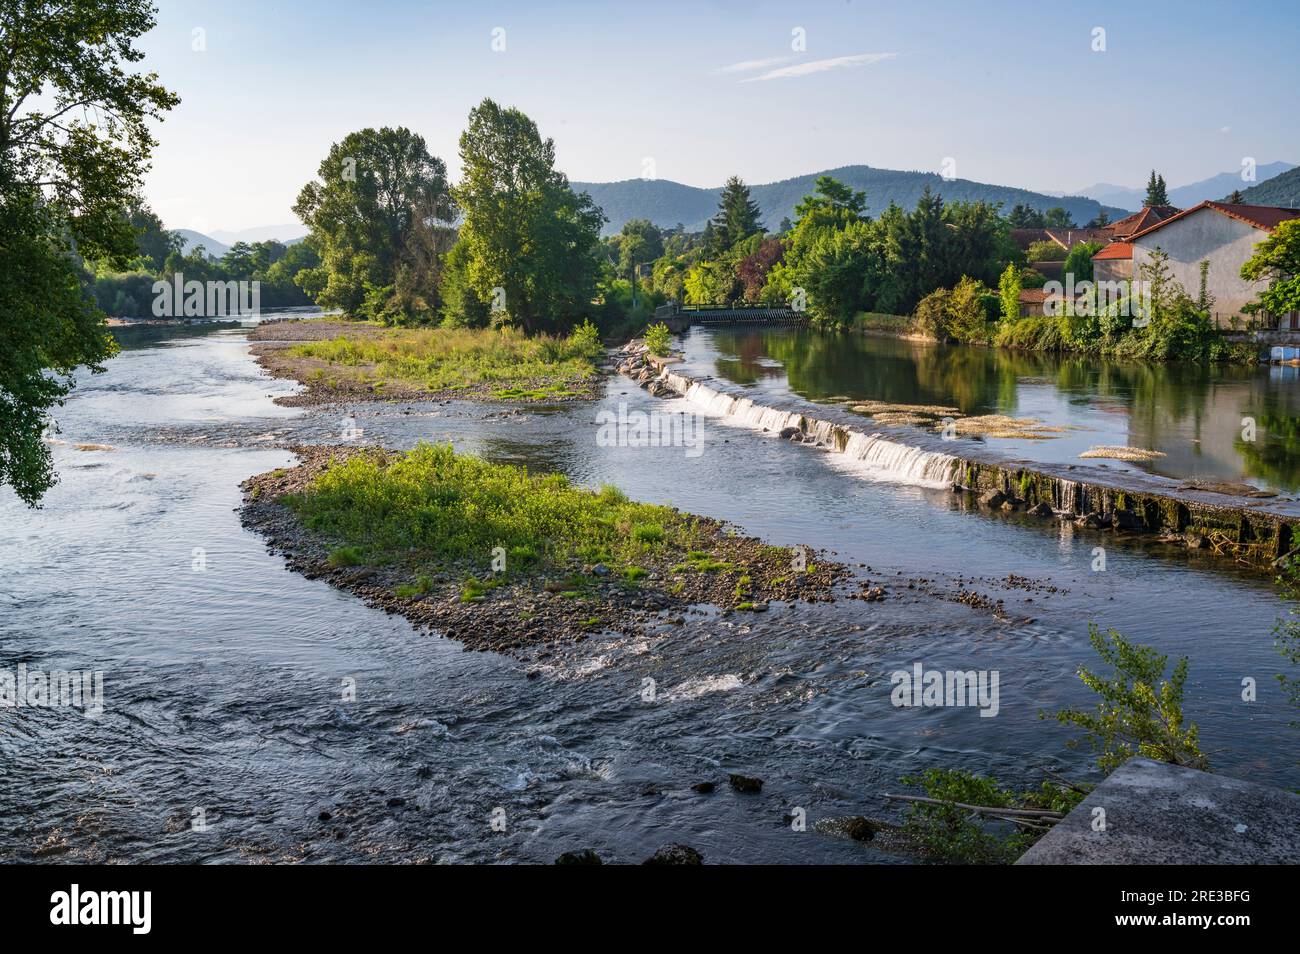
xmin=1076 ymin=511 xmax=1112 ymax=530
xmin=642 ymin=844 xmax=703 ymax=865
xmin=728 ymin=773 xmax=763 ymax=793
xmin=980 ymin=489 xmax=1008 ymax=509
xmin=691 ymin=781 xmax=716 ymax=794
xmin=1113 ymin=509 xmax=1144 ymax=531
xmin=778 ymin=426 xmax=802 ymax=441
xmin=1027 ymin=502 xmax=1055 ymax=517
xmin=842 ymin=817 xmax=877 ymax=842
xmin=555 ymin=849 xmax=604 ymax=865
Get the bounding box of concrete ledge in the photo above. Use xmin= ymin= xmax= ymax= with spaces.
xmin=1017 ymin=757 xmax=1300 ymax=864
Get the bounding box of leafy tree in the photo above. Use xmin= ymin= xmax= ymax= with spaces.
xmin=1051 ymin=624 xmax=1206 ymax=775
xmin=1240 ymin=218 xmax=1300 ymax=319
xmin=1144 ymin=170 xmax=1170 ymax=207
xmin=128 ymin=202 xmax=182 ymax=271
xmin=793 ymin=220 xmax=879 ymax=325
xmin=736 ymin=237 xmax=784 ymax=301
xmin=616 ymin=218 xmax=663 ymax=278
xmin=1 ymin=0 xmax=177 ymax=504
xmin=683 ymin=258 xmax=737 ymax=304
xmin=998 ymin=262 xmax=1021 ymax=324
xmin=1062 ymin=240 xmax=1103 ymax=283
xmin=793 ymin=175 xmax=867 ymax=227
xmin=1026 ymin=239 xmax=1065 ymax=263
xmin=449 ymin=99 xmax=605 ymax=332
xmin=1227 ymin=189 xmax=1244 ymax=203
xmin=1042 ymin=206 xmax=1076 ymax=229
xmin=1086 ymin=210 xmax=1111 ymax=228
xmin=293 ymin=126 xmax=455 ymax=323
xmin=709 ymin=175 xmax=762 ymax=250
xmin=1006 ymin=203 xmax=1046 ymax=228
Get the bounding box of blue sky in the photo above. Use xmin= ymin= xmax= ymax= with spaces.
xmin=138 ymin=0 xmax=1300 ymax=233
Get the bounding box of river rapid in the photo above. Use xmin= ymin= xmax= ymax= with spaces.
xmin=0 ymin=319 xmax=1294 ymax=863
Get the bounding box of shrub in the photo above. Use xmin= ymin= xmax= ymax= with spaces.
xmin=567 ymin=318 xmax=602 ymax=360
xmin=327 ymin=545 xmax=365 ymax=567
xmin=643 ymin=322 xmax=672 ymax=356
xmin=1050 ymin=624 xmax=1206 ymax=775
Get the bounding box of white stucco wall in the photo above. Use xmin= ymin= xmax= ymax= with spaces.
xmin=1131 ymin=209 xmax=1274 ymax=326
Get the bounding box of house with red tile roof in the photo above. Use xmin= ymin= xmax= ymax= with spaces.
xmin=1126 ymin=201 xmax=1300 ymax=328
xmin=1107 ymin=205 xmax=1181 ymax=241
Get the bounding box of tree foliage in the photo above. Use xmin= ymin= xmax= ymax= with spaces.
xmin=293 ymin=126 xmax=455 ymax=324
xmin=1144 ymin=170 xmax=1170 ymax=207
xmin=447 ymin=99 xmax=604 ymax=332
xmin=1240 ymin=218 xmax=1300 ymax=318
xmin=1051 ymin=624 xmax=1206 ymax=775
xmin=1 ymin=0 xmax=177 ymax=504
xmin=709 ymin=175 xmax=762 ymax=251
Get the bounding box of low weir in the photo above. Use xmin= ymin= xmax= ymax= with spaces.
xmin=621 ymin=348 xmax=1300 ymax=572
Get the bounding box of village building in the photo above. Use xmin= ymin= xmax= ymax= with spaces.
xmin=1090 ymin=201 xmax=1300 ymax=329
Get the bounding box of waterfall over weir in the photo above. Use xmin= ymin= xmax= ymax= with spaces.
xmin=658 ymin=369 xmax=960 ymax=490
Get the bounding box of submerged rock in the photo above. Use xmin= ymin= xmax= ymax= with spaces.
xmin=1027 ymin=502 xmax=1055 ymax=517
xmin=980 ymin=489 xmax=1008 ymax=509
xmin=842 ymin=817 xmax=878 ymax=842
xmin=1076 ymin=511 xmax=1112 ymax=530
xmin=778 ymin=426 xmax=802 ymax=440
xmin=1113 ymin=509 xmax=1144 ymax=531
xmin=691 ymin=781 xmax=716 ymax=794
xmin=643 ymin=844 xmax=703 ymax=865
xmin=729 ymin=773 xmax=763 ymax=793
xmin=555 ymin=849 xmax=604 ymax=865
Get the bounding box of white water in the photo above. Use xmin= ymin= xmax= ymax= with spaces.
xmin=659 ymin=368 xmax=959 ymax=490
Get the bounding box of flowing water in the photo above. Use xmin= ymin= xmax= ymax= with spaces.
xmin=690 ymin=326 xmax=1300 ymax=494
xmin=0 ymin=319 xmax=1295 ymax=864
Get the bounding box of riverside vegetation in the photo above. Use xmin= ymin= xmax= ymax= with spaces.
xmin=897 ymin=625 xmax=1208 ymax=864
xmin=250 ymin=318 xmax=604 ymax=405
xmin=241 ymin=443 xmax=847 ymax=652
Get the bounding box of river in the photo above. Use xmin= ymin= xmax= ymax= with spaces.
xmin=0 ymin=319 xmax=1294 ymax=863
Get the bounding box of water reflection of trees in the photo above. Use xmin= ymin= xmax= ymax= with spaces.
xmin=1236 ymin=380 xmax=1300 ymax=492
xmin=702 ymin=328 xmax=1300 ymax=490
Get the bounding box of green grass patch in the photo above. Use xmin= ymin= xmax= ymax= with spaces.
xmin=394 ymin=574 xmax=434 ymax=598
xmin=672 ymin=550 xmax=731 ymax=573
xmin=631 ymin=523 xmax=665 ymax=544
xmin=327 ymin=545 xmax=365 ymax=567
xmin=285 ymin=324 xmax=602 ymax=397
xmin=285 ymin=443 xmax=700 ymax=582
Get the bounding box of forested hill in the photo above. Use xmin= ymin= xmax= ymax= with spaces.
xmin=1232 ymin=165 xmax=1300 ymax=208
xmin=572 ymin=165 xmax=1127 ymax=235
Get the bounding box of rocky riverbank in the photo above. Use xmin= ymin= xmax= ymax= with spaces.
xmin=240 ymin=445 xmax=851 ymax=654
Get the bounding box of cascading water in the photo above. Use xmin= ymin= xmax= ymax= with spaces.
xmin=658 ymin=368 xmax=959 ymax=490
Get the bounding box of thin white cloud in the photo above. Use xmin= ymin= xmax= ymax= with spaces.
xmin=742 ymin=53 xmax=897 ymax=82
xmin=714 ymin=56 xmax=792 ymax=75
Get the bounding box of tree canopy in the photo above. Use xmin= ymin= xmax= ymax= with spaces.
xmin=445 ymin=98 xmax=604 ymax=332
xmin=1144 ymin=170 xmax=1170 ymax=207
xmin=1 ymin=0 xmax=177 ymax=504
xmin=1241 ymin=219 xmax=1300 ymax=318
xmin=293 ymin=126 xmax=455 ymax=324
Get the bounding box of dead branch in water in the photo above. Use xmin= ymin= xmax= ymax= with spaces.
xmin=884 ymin=793 xmax=1066 ymax=820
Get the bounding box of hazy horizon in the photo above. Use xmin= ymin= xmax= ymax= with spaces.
xmin=140 ymin=0 xmax=1300 ymax=234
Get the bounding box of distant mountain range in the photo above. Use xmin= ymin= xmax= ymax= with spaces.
xmin=572 ymin=165 xmax=1130 ymax=236
xmin=1233 ymin=165 xmax=1300 ymax=208
xmin=1070 ymin=161 xmax=1296 ymax=212
xmin=170 ymin=162 xmax=1300 ymax=258
xmin=173 ymin=225 xmax=307 ymax=259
